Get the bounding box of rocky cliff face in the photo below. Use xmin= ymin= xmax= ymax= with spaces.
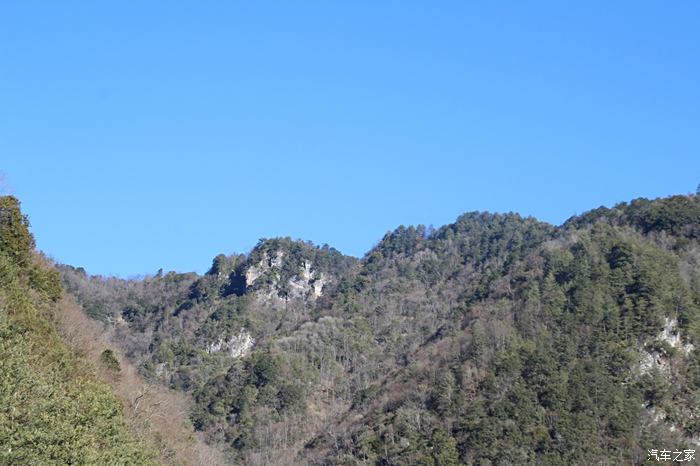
xmin=220 ymin=237 xmax=354 ymax=306
xmin=639 ymin=317 xmax=696 ymax=376
xmin=206 ymin=329 xmax=254 ymax=359
xmin=244 ymin=249 xmax=328 ymax=303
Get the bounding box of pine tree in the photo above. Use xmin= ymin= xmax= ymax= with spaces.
xmin=0 ymin=196 xmax=35 ymax=267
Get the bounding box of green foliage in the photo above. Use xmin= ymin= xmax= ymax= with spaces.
xmin=431 ymin=428 xmax=459 ymax=466
xmin=0 ymin=255 xmax=155 ymax=464
xmin=29 ymin=264 xmax=62 ymax=301
xmin=54 ymin=192 xmax=700 ymax=465
xmin=0 ymin=196 xmax=35 ymax=268
xmin=566 ymin=194 xmax=700 ymax=239
xmin=0 ymin=199 xmax=156 ymax=464
xmin=100 ymin=349 xmax=121 ymax=373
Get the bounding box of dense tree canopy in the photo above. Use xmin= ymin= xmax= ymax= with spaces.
xmin=0 ymin=196 xmax=156 ymax=465
xmin=56 ymin=193 xmax=700 ymax=465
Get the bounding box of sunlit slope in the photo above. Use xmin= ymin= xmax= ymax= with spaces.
xmin=0 ymin=196 xmax=157 ymax=465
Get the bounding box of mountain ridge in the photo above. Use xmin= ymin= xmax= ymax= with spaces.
xmin=13 ymin=192 xmax=700 ymax=465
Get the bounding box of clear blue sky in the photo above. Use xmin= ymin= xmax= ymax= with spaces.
xmin=1 ymin=1 xmax=698 ymax=277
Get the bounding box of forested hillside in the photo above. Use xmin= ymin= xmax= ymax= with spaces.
xmin=56 ymin=193 xmax=700 ymax=465
xmin=0 ymin=196 xmax=156 ymax=464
